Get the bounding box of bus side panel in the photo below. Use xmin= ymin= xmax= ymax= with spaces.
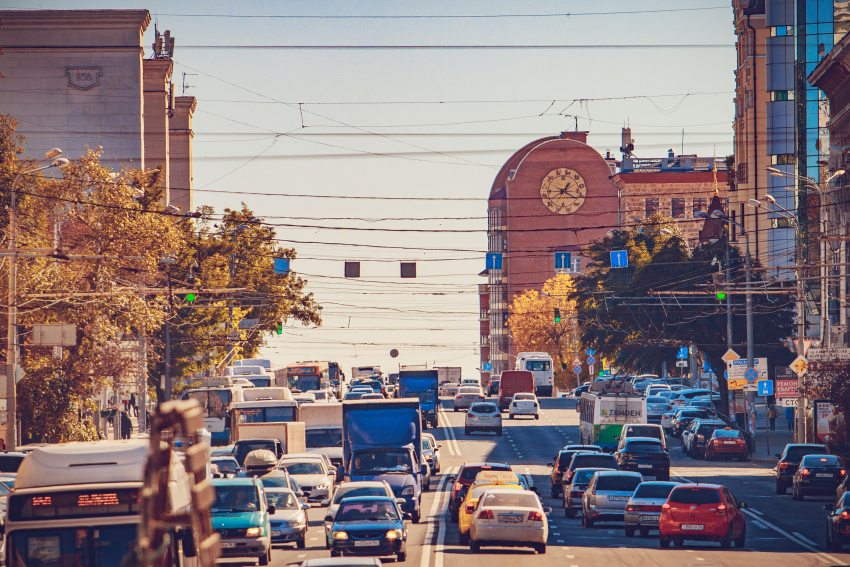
xmin=596 ymin=424 xmax=623 ymax=452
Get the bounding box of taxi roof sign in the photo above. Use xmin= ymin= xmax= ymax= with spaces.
xmin=474 ymin=470 xmax=520 ymax=484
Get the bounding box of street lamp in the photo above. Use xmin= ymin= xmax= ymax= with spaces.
xmin=6 ymin=149 xmax=71 ymax=450
xmin=659 ymin=228 xmax=692 ymax=255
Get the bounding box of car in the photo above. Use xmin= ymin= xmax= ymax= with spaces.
xmin=468 ymin=487 xmax=550 ymax=554
xmin=562 ymin=444 xmax=603 ymax=453
xmin=624 ymin=481 xmax=680 ymax=536
xmin=547 ymin=447 xmax=602 ymax=498
xmin=582 ymin=471 xmax=643 ymax=527
xmin=646 ymin=385 xmax=672 ymax=398
xmin=669 ymin=408 xmax=712 ymax=437
xmin=464 ymin=402 xmax=502 ymax=435
xmin=447 ymin=462 xmax=512 ymax=522
xmin=441 ymin=383 xmax=461 ymax=397
xmin=328 ymin=496 xmax=409 ymax=561
xmin=563 ymin=452 xmax=619 ymax=485
xmin=616 ymin=423 xmax=667 ymax=452
xmin=343 ymin=391 xmax=367 ymax=401
xmin=645 ymin=396 xmax=673 ymax=423
xmin=562 ymin=467 xmax=608 ymax=518
xmin=508 ymin=393 xmax=540 ymax=419
xmin=705 ymin=428 xmax=749 ymax=462
xmin=792 ymin=454 xmax=846 ymax=500
xmin=278 ymin=457 xmax=335 ymax=503
xmin=211 ymin=445 xmax=236 ymax=458
xmin=300 ymin=558 xmax=382 ymax=567
xmin=774 ymin=443 xmax=826 ymax=494
xmin=212 ymin=456 xmax=242 ymax=478
xmin=682 ymin=419 xmax=726 ymax=459
xmin=454 ymin=386 xmax=486 ymax=411
xmin=458 ymin=472 xmax=526 ymax=544
xmin=488 ymin=379 xmax=500 ymax=396
xmin=825 ymin=492 xmax=850 ymax=550
xmin=615 ymin=438 xmax=670 ymax=481
xmin=659 ymin=484 xmax=747 ymax=548
xmin=361 ymin=393 xmax=386 ymax=400
xmin=266 ymin=487 xmax=310 ymax=548
xmin=668 ymin=389 xmax=713 ymax=409
xmin=660 ymin=412 xmax=677 ymax=431
xmin=322 ymin=481 xmax=401 ymax=548
xmin=569 ymin=384 xmax=590 ymax=398
xmin=422 ymin=433 xmax=441 ymax=473
xmin=0 ymin=452 xmax=26 ymax=473
xmin=211 ymin=477 xmax=273 ymax=565
xmin=308 ymin=389 xmax=337 ymax=403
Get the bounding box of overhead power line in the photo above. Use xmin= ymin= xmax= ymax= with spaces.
xmin=180 ymin=44 xmax=733 ymax=50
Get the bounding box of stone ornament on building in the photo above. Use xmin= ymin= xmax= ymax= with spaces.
xmin=65 ymin=67 xmax=102 ymax=91
xmin=539 ymin=167 xmax=587 ymax=214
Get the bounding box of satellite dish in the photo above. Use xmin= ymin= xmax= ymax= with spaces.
xmin=390 ymin=349 xmax=399 ymax=358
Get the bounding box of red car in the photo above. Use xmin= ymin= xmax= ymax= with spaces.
xmin=705 ymin=428 xmax=749 ymax=462
xmin=659 ymin=484 xmax=748 ymax=548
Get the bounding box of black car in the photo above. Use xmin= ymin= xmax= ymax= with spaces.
xmin=615 ymin=437 xmax=670 ymax=481
xmin=448 ymin=462 xmax=512 ymax=522
xmin=670 ymin=408 xmax=711 ymax=438
xmin=688 ymin=420 xmax=726 ymax=459
xmin=825 ymin=492 xmax=850 ymax=550
xmin=792 ymin=454 xmax=846 ymax=500
xmin=563 ymin=452 xmax=619 ymax=485
xmin=327 ymin=496 xmax=409 ymax=561
xmin=548 ymin=449 xmax=599 ymax=497
xmin=774 ymin=443 xmax=826 ymax=494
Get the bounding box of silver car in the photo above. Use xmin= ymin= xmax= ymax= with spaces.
xmin=581 ymin=471 xmax=643 ymax=527
xmin=645 ymin=396 xmax=671 ymax=423
xmin=266 ymin=488 xmax=310 ymax=548
xmin=454 ymin=386 xmax=485 ymax=411
xmin=469 ymin=487 xmax=551 ymax=554
xmin=562 ymin=467 xmax=607 ymax=518
xmin=623 ymin=481 xmax=679 ymax=537
xmin=422 ymin=433 xmax=441 ymax=472
xmin=277 ymin=457 xmax=334 ymax=503
xmin=465 ymin=403 xmax=502 ymax=436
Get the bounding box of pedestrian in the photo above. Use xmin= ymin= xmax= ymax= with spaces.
xmin=129 ymin=393 xmax=136 ymax=417
xmin=120 ymin=411 xmax=132 ymax=439
xmin=0 ymin=437 xmax=7 ymax=451
xmin=768 ymin=404 xmax=778 ymax=431
xmin=786 ymin=406 xmax=795 ymax=431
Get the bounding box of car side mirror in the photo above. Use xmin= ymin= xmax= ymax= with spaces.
xmin=614 ymin=436 xmax=620 ymax=441
xmin=397 ymin=498 xmax=406 ymax=506
xmin=330 ymin=466 xmax=338 ymax=474
xmin=437 ymin=444 xmax=443 ymax=449
xmin=404 ymin=512 xmax=412 ymax=520
xmin=446 ymin=475 xmax=455 ymax=483
xmin=825 ymin=504 xmax=835 ymax=511
xmin=543 ymin=507 xmax=552 ymax=514
xmin=466 ymin=503 xmax=475 ymax=513
xmin=738 ymin=502 xmax=747 ymax=509
xmin=320 ymin=499 xmax=330 ymax=507
xmin=302 ymin=503 xmax=312 ymax=510
xmin=775 ymin=454 xmax=781 ymax=459
xmin=421 ymin=464 xmax=429 ymax=476
xmin=530 ymin=487 xmax=540 ymax=496
xmin=324 ymin=514 xmax=334 ymax=522
xmin=268 ymin=505 xmax=276 ymax=515
xmin=546 ymin=462 xmax=554 ymax=468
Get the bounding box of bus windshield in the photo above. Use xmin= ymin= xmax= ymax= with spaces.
xmin=9 ymin=524 xmax=137 ymax=567
xmin=183 ymin=390 xmax=232 ymax=419
xmin=236 ymin=406 xmax=297 ymax=424
xmin=525 ymin=360 xmax=551 ymax=371
xmin=290 ymin=376 xmax=320 ymax=392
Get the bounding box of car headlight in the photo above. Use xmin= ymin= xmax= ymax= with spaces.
xmin=332 ymin=531 xmax=348 ymax=540
xmin=315 ymin=484 xmax=329 ymax=490
xmin=285 ymin=519 xmax=304 ymax=527
xmin=386 ymin=529 xmax=404 ymax=540
xmin=246 ymin=527 xmax=262 ymax=537
xmin=401 ymin=485 xmax=415 ymax=496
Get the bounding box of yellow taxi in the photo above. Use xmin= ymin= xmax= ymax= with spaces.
xmin=458 ymin=470 xmax=526 ymax=544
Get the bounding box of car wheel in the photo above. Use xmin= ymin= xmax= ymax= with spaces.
xmin=585 ymin=515 xmax=595 ymax=528
xmin=551 ymin=486 xmax=559 ymax=498
xmin=423 ymin=479 xmax=430 ymax=492
xmin=660 ymin=536 xmax=671 ymax=548
xmin=470 ymin=542 xmax=481 ymax=553
xmin=674 ymin=538 xmax=685 ymax=548
xmin=798 ymin=489 xmax=805 ymax=501
xmin=297 ymin=534 xmax=306 ymax=549
xmin=830 ymin=526 xmax=843 ymax=551
xmin=566 ymin=507 xmax=574 ymax=518
xmin=640 ymin=527 xmax=650 ymax=537
xmin=720 ymin=525 xmax=732 ymax=549
xmin=776 ymin=481 xmax=786 ymax=495
xmin=397 ymin=551 xmax=407 ymax=562
xmin=464 ymin=427 xmax=470 ymax=435
xmin=331 ymin=550 xmax=341 ymax=558
xmin=536 ymin=543 xmax=546 ymax=554
xmin=454 ymin=407 xmax=458 ymax=412
xmin=625 ymin=527 xmax=635 ymax=537
xmin=497 ymin=428 xmax=503 ymax=436
xmin=657 ymin=472 xmax=670 ymax=481
xmin=509 ymin=414 xmax=514 ymax=419
xmin=259 ymin=547 xmax=270 ymax=566
xmin=734 ymin=523 xmax=746 ymax=548
xmin=535 ymin=415 xmax=540 ymax=420
xmin=451 ymin=509 xmax=459 ymax=523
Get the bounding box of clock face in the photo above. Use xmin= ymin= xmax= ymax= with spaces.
xmin=539 ymin=168 xmax=587 ymax=214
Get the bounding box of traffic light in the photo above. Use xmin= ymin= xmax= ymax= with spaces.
xmin=276 ymin=323 xmax=283 ymax=335
xmin=184 ymin=292 xmax=196 ymax=303
xmin=716 ymin=292 xmax=726 ymax=301
xmin=554 ymin=307 xmax=561 ymax=323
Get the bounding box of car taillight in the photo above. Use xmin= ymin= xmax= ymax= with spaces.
xmin=570 ymin=491 xmax=582 ymax=498
xmin=801 ymin=468 xmax=810 ymax=476
xmin=479 ymin=395 xmax=485 ymax=399
xmin=713 ymin=439 xmax=722 ymax=445
xmin=662 ymin=503 xmax=671 ymax=510
xmin=478 ymin=509 xmax=494 ymax=520
xmin=716 ymin=504 xmax=727 ymax=516
xmin=512 ymin=402 xmax=517 ymax=407
xmin=455 ymin=483 xmax=463 ymax=492
xmin=625 ymin=505 xmax=636 ymax=511
xmin=841 ymin=511 xmax=850 ymax=520
xmin=779 ymin=462 xmax=788 ymax=469
xmin=842 ymin=469 xmax=847 ymax=477
xmin=528 ymin=511 xmax=544 ymax=521
xmin=696 ymin=434 xmax=704 ymax=441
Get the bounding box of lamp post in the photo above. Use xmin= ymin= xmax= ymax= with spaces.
xmin=695 ymin=210 xmax=734 ymax=353
xmin=6 ymin=149 xmax=70 ymax=450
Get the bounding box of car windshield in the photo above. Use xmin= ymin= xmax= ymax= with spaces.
xmin=480 ymin=491 xmax=539 ymax=508
xmin=235 ymin=441 xmax=275 ymax=466
xmin=305 ymin=428 xmax=343 ymax=448
xmin=460 ymin=465 xmax=511 ymax=481
xmin=280 ymin=462 xmax=324 ymax=475
xmin=557 ymin=452 xmax=581 ymax=471
xmin=625 ymin=441 xmax=663 ymax=452
xmin=647 ymin=397 xmax=667 ymax=404
xmin=572 ymin=455 xmax=616 ymax=469
xmin=669 ymin=488 xmax=722 ymax=504
xmin=802 ymin=455 xmax=841 ymax=467
xmin=267 ymin=492 xmax=299 ymax=510
xmin=459 ymin=387 xmax=481 ymax=395
xmin=515 ymin=394 xmax=535 ymax=400
xmin=333 ymin=486 xmax=389 ymax=504
xmin=785 ymin=445 xmax=826 ymax=462
xmin=212 ymin=485 xmax=260 ymax=512
xmin=698 ymin=424 xmax=724 ymax=436
xmin=259 ymin=475 xmax=291 ymax=489
xmin=471 ymin=404 xmax=498 ymax=414
xmin=344 ymin=392 xmax=365 ymax=400
xmin=213 ymin=459 xmax=239 ymax=473
xmin=574 ymin=469 xmax=603 ymax=484
xmin=623 ymin=426 xmax=662 ymax=439
xmin=634 ymin=483 xmax=678 ymax=499
xmin=10 ymin=525 xmax=137 ymax=567
xmin=352 ymin=450 xmax=412 ymax=474
xmin=423 ymin=437 xmax=433 ymax=450
xmin=596 ymin=475 xmax=642 ymax=491
xmin=712 ymin=429 xmax=743 ymax=438
xmin=337 ymin=501 xmax=399 ymax=522
xmin=0 ymin=455 xmax=24 ymax=473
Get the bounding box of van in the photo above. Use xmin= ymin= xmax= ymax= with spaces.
xmin=615 ymin=423 xmax=667 ymax=452
xmin=497 ymin=370 xmax=534 ymax=411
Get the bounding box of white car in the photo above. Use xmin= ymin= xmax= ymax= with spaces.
xmin=306 ymin=389 xmax=338 ymax=403
xmin=509 ymin=393 xmax=539 ymax=419
xmin=277 ymin=457 xmax=334 ymax=503
xmin=469 ymin=487 xmax=550 ymax=554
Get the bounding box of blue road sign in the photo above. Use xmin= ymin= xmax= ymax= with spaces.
xmin=745 ymin=368 xmax=758 ymax=382
xmin=611 ymin=250 xmax=628 ymax=268
xmin=486 ymin=253 xmax=503 ymax=270
xmin=587 ymin=356 xmax=596 ymax=366
xmin=573 ymin=365 xmax=582 ymax=374
xmin=704 ymin=360 xmax=710 ymax=372
xmin=555 ymin=252 xmax=571 ymax=270
xmin=758 ymin=381 xmax=774 ymax=396
xmin=677 ymin=347 xmax=688 ymax=359
xmin=274 ymin=258 xmax=290 ymax=274
xmin=604 ymin=369 xmax=611 ymax=376
xmin=483 ymin=362 xmax=492 ymax=372
xmin=586 ymin=348 xmax=595 ymax=356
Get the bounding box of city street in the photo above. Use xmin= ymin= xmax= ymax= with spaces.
xmin=242 ymin=397 xmax=849 ymax=567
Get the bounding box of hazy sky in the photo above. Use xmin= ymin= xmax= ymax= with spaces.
xmin=20 ymin=0 xmax=736 ymax=380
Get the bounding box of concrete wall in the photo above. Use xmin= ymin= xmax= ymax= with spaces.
xmin=169 ymin=96 xmax=196 ymax=213
xmin=143 ymin=58 xmax=172 ymax=203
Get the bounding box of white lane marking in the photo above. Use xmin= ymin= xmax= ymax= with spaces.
xmin=753 ymin=521 xmax=768 ymax=529
xmin=748 ymin=507 xmax=763 ymax=515
xmin=557 ymin=539 xmax=565 ymax=543
xmin=309 ymin=538 xmax=317 ymax=541
xmin=297 ymin=554 xmax=305 ymax=558
xmin=419 ymin=465 xmax=457 ymax=567
xmin=524 ymin=467 xmax=534 ymax=487
xmin=567 ymin=555 xmax=574 ymax=558
xmin=793 ymin=532 xmax=818 ymax=546
xmin=438 ymin=410 xmax=461 ymax=456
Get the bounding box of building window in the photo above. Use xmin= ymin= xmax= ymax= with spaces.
xmin=693 ymin=197 xmax=707 ymax=214
xmin=770 ymin=154 xmax=796 ymax=165
xmin=770 ymin=90 xmax=794 ymax=101
xmin=645 ymin=198 xmax=659 ymax=217
xmin=671 ymin=198 xmax=686 ymax=218
xmin=737 ymin=163 xmax=748 ymax=183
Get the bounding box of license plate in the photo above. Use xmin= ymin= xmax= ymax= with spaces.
xmin=723 ymin=441 xmax=736 ymax=445
xmin=640 ymin=515 xmax=660 ymax=521
xmin=682 ymin=524 xmax=704 ymax=531
xmin=608 ymin=496 xmax=629 ymax=501
xmin=499 ymin=515 xmax=523 ymax=523
xmin=220 ymin=542 xmax=236 ymax=548
xmin=637 ymin=464 xmax=653 ymax=469
xmin=271 ymin=530 xmax=282 ymax=536
xmin=354 ymin=540 xmax=381 ymax=547
xmin=817 ymin=473 xmax=833 ymax=478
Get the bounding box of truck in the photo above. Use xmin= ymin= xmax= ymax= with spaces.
xmin=232 ymin=421 xmax=306 ymax=465
xmin=435 ymin=366 xmax=462 ymax=385
xmin=352 ymin=366 xmax=382 ymax=381
xmin=516 ymin=352 xmax=555 ymax=397
xmin=497 ymin=370 xmax=535 ymax=411
xmin=397 ymin=369 xmax=439 ymax=429
xmin=342 ymin=399 xmax=426 ymax=523
xmin=301 ymin=403 xmax=343 ymax=469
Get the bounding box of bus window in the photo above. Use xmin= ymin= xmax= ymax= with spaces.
xmin=185 ymin=390 xmax=232 ymax=419
xmin=526 ymin=360 xmax=551 ymax=371
xmin=265 ymin=406 xmax=296 ymax=422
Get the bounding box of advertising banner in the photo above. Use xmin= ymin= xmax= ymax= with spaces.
xmin=775 ymin=379 xmax=798 ymax=399
xmin=815 ymin=400 xmax=839 ymax=444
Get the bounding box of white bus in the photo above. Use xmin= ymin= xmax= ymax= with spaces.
xmin=579 ymin=392 xmax=647 ymax=452
xmin=180 ymin=379 xmax=245 ymax=445
xmin=5 ymin=440 xmax=197 ymax=567
xmin=516 ymin=352 xmax=555 ymax=397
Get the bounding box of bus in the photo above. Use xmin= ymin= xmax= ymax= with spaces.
xmin=5 ymin=440 xmax=197 ymax=567
xmin=228 ymin=388 xmax=299 ymax=444
xmin=516 ymin=352 xmax=554 ymax=397
xmin=351 ymin=366 xmax=382 ymax=381
xmin=286 ymin=361 xmax=330 ymax=392
xmin=579 ymin=391 xmax=647 ymax=451
xmin=180 ymin=378 xmax=245 ymax=445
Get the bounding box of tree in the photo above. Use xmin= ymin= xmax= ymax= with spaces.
xmin=572 ymin=213 xmax=795 ymax=414
xmin=508 ymin=274 xmax=584 ymax=391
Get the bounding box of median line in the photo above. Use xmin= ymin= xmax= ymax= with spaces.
xmin=438 ymin=409 xmax=461 ymax=456
xmin=419 ymin=465 xmax=457 ymax=567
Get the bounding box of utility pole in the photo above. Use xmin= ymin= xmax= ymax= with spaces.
xmin=797 ymin=237 xmax=807 ymax=443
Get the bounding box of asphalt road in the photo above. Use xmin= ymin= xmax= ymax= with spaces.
xmin=226 ymin=397 xmax=850 ymax=567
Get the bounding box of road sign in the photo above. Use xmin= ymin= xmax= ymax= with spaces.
xmin=573 ymin=365 xmax=582 ymax=375
xmin=721 ymin=349 xmax=740 ymax=363
xmin=572 ymin=357 xmax=581 ymax=367
xmin=776 ymin=379 xmax=797 ymax=398
xmin=486 ymin=253 xmax=503 ymax=270
xmin=483 ymin=362 xmax=492 ymax=372
xmin=555 ymin=252 xmax=571 ymax=270
xmin=743 ymin=383 xmax=758 ymax=392
xmin=758 ymin=381 xmax=774 ymax=396
xmin=586 ymin=348 xmax=595 ymax=356
xmin=676 ymin=360 xmax=688 ymax=367
xmin=781 ymin=398 xmax=798 ymax=407
xmin=806 ymin=348 xmax=850 ymax=362
xmin=726 ymin=358 xmax=768 ymax=381
xmin=789 ymin=355 xmax=808 ymax=377
xmin=610 ymin=250 xmax=628 ymax=268
xmin=588 ymin=365 xmax=594 ymax=374
xmin=744 ymin=368 xmax=758 ymax=382
xmin=677 ymin=347 xmax=688 ymax=359
xmin=587 ymin=356 xmax=596 ymax=366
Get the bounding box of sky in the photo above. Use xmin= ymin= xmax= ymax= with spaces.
xmin=15 ymin=0 xmax=737 ymax=380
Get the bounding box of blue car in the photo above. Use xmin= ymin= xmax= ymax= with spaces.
xmin=211 ymin=477 xmax=273 ymax=565
xmin=328 ymin=496 xmax=409 ymax=561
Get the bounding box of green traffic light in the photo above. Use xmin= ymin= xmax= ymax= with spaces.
xmin=185 ymin=293 xmax=196 ymax=302
xmin=716 ymin=292 xmax=726 ymax=300
xmin=276 ymin=324 xmax=283 ymax=335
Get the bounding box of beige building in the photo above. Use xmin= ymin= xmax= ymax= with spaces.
xmin=0 ymin=9 xmax=195 ymax=212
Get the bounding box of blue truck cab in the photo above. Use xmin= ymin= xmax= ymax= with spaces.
xmin=343 ymin=399 xmax=426 ymax=523
xmin=211 ymin=477 xmax=274 ymax=564
xmin=397 ymin=370 xmax=439 ymax=430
